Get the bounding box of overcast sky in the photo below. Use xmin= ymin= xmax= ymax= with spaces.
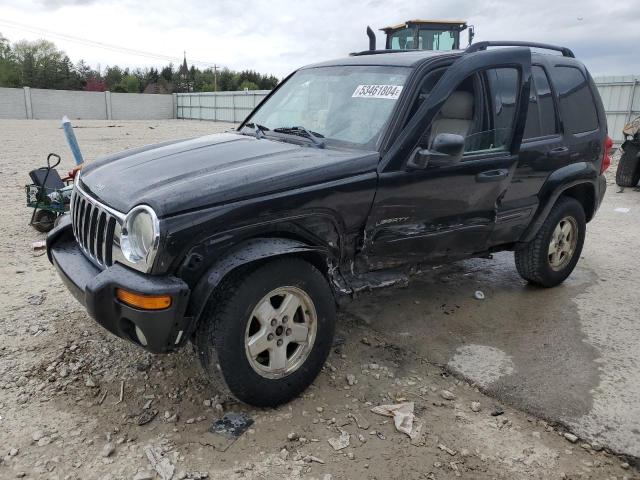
xmin=0 ymin=0 xmax=638 ymax=78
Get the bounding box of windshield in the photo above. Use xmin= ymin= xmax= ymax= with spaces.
xmin=243 ymin=65 xmax=410 ymax=148
xmin=418 ymin=29 xmax=457 ymax=50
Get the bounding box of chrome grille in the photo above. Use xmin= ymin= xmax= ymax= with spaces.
xmin=71 ymin=184 xmax=123 ymax=268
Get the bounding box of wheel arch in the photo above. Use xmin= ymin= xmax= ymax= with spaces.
xmin=186 ymin=237 xmax=339 ymax=332
xmin=520 ymin=162 xmax=598 ymax=243
xmin=561 ymin=183 xmax=596 ymax=222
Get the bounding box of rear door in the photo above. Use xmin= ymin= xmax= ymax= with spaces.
xmin=358 ymin=48 xmax=532 ymax=271
xmin=490 ymin=63 xmax=564 ymax=245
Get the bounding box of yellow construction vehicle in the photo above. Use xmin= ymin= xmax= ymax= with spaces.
xmin=364 ymin=19 xmax=474 ymax=52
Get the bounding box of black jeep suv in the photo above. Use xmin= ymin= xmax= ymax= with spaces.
xmin=47 ymin=41 xmax=610 ymax=406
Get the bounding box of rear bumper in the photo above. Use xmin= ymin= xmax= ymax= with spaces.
xmin=47 ymin=216 xmax=192 ymax=353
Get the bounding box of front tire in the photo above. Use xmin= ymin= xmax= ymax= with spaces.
xmin=195 ymin=257 xmax=336 ymax=407
xmin=515 ymin=196 xmax=586 ymax=288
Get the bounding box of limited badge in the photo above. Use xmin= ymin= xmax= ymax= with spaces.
xmin=352 ymin=84 xmax=403 ymax=100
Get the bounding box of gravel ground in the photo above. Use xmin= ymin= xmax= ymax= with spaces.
xmin=0 ymin=120 xmax=637 ymax=480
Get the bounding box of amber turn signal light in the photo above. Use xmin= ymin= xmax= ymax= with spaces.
xmin=116 ymin=288 xmax=172 ymax=310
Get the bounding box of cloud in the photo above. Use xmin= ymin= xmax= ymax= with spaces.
xmin=37 ymin=0 xmax=98 ymax=9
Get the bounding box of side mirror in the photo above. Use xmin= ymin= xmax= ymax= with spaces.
xmin=407 ymin=133 xmax=465 ymax=170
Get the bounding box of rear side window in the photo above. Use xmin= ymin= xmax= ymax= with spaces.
xmin=552 ymin=66 xmax=598 ymax=134
xmin=481 ymin=68 xmax=519 ymax=151
xmin=524 ymin=66 xmax=558 ymax=139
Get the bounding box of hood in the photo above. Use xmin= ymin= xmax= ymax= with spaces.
xmin=79 ymin=133 xmax=379 ymax=217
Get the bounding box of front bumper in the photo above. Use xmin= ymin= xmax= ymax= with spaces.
xmin=47 ymin=216 xmax=191 ymax=353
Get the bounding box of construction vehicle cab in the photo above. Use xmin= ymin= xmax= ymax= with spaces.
xmin=381 ymin=19 xmax=473 ymax=51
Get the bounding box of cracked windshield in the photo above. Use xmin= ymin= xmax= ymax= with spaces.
xmin=246 ymin=65 xmax=409 ymax=147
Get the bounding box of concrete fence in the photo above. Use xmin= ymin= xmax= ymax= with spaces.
xmin=176 ymin=90 xmax=269 ymax=123
xmin=593 ymin=76 xmax=640 ymax=143
xmin=2 ymin=78 xmax=639 ymax=143
xmin=0 ymin=86 xmax=176 ymax=120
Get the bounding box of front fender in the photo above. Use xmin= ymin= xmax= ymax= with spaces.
xmin=186 ymin=237 xmax=328 ymax=326
xmin=520 ymin=162 xmax=597 ymax=243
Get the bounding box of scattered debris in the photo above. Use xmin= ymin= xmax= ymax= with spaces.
xmin=101 ymin=442 xmax=115 ymax=458
xmin=133 ymin=470 xmax=155 ymax=480
xmin=32 ymin=240 xmax=46 ymax=250
xmin=27 ymin=294 xmax=46 ymax=305
xmin=211 ymin=413 xmax=254 ymax=437
xmin=438 ymin=443 xmax=458 ymax=456
xmin=491 ymin=407 xmax=504 ymax=416
xmin=347 ymin=412 xmax=370 ymax=430
xmin=346 ymin=374 xmax=357 ymax=386
xmin=304 ymin=455 xmax=325 ymax=464
xmin=409 ymin=421 xmax=424 ymax=446
xmin=470 ymin=401 xmax=481 ymax=412
xmin=97 ymin=389 xmax=108 ymax=405
xmin=84 ymin=375 xmax=97 ymax=388
xmin=209 ymin=412 xmax=254 ymax=451
xmin=440 ymin=390 xmax=456 ymax=401
xmin=114 ymin=380 xmax=124 ymax=405
xmin=614 ymin=207 xmax=630 ymax=213
xmin=328 ymin=429 xmax=350 ymax=451
xmin=474 ymin=290 xmax=485 ymax=300
xmin=371 ymin=402 xmax=415 ymax=437
xmin=144 ymin=445 xmax=175 ymax=480
xmin=135 ymin=409 xmax=158 ymax=426
xmin=564 ymin=432 xmax=579 ymax=443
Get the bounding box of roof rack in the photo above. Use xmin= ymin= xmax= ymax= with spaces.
xmin=466 ymin=41 xmax=575 ymax=58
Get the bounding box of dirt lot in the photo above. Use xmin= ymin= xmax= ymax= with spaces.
xmin=0 ymin=119 xmax=638 ymax=480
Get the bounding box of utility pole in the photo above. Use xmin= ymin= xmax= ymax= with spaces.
xmin=213 ymin=64 xmax=218 ymax=92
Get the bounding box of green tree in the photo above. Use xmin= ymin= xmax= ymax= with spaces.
xmin=0 ymin=33 xmax=21 ymax=87
xmin=0 ymin=33 xmax=11 ymax=59
xmin=118 ymin=74 xmax=140 ymax=93
xmin=104 ymin=65 xmax=124 ymax=90
xmin=238 ymin=80 xmax=259 ymax=90
xmin=160 ymin=64 xmax=173 ymax=82
xmin=0 ymin=34 xmax=280 ymax=92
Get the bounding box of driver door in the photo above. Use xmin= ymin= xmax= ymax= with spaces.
xmin=359 ymin=48 xmax=532 ymax=270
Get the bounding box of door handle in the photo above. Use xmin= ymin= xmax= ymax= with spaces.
xmin=476 ymin=169 xmax=508 ymax=183
xmin=548 ymin=146 xmax=569 ymax=158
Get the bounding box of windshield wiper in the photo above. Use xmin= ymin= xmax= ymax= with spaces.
xmin=273 ymin=126 xmax=325 ymax=149
xmin=244 ymin=122 xmax=269 ymax=139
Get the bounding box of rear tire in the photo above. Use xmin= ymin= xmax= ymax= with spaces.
xmin=615 ymin=144 xmax=640 ymax=187
xmin=195 ymin=257 xmax=335 ymax=407
xmin=515 ymin=196 xmax=586 ymax=288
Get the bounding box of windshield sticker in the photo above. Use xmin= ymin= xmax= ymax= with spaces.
xmin=352 ymin=84 xmax=403 ymax=100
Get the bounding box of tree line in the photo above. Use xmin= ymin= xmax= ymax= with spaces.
xmin=0 ymin=33 xmax=279 ymax=93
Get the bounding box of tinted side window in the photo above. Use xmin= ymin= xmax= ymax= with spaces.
xmin=552 ymin=66 xmax=598 ymax=134
xmin=524 ymin=66 xmax=558 ymax=139
xmin=479 ymin=68 xmax=519 ymax=151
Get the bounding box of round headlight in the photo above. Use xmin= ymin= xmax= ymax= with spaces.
xmin=121 ymin=206 xmax=158 ymax=264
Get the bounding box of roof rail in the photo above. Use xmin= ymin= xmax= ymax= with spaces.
xmin=466 ymin=41 xmax=575 ymax=58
